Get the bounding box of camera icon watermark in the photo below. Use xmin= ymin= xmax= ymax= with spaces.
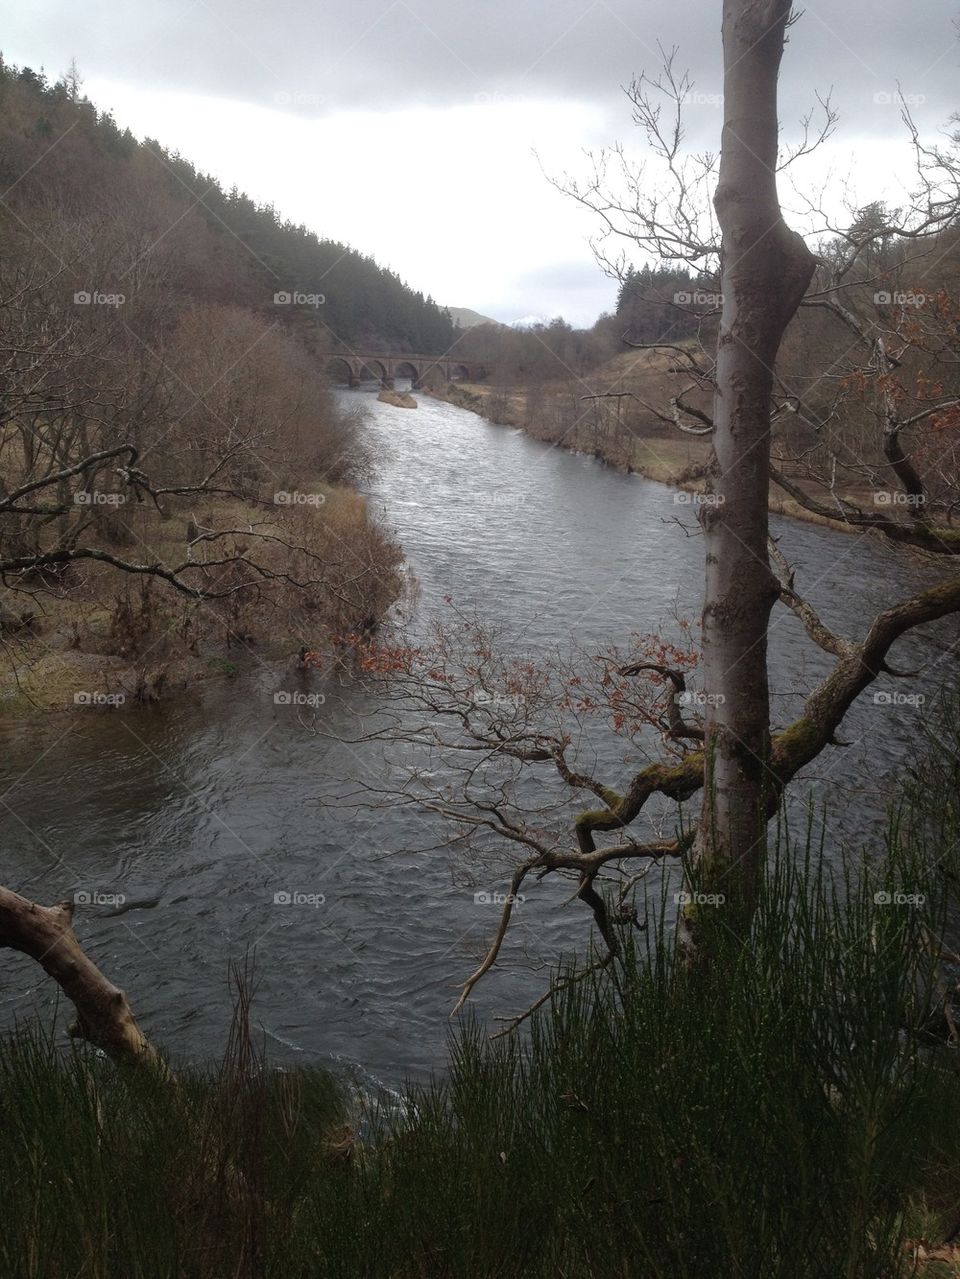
xmin=474 ymin=890 xmax=525 ymax=906
xmin=73 ymin=289 xmax=125 ymax=307
xmin=274 ymin=490 xmax=326 ymax=506
xmin=273 ymin=290 xmax=325 ymax=307
xmin=273 ymin=889 xmax=326 ymax=906
xmin=74 ymin=691 xmax=126 ymax=708
xmin=674 ymin=491 xmax=724 ymax=506
xmin=482 ymin=492 xmax=526 ymax=510
xmin=673 ymin=289 xmax=722 ymax=307
xmin=674 ymin=890 xmax=725 ymax=906
xmin=675 ymin=690 xmax=725 ymax=708
xmin=873 ymin=890 xmax=925 ymax=906
xmin=873 ymin=90 xmax=925 ymax=107
xmin=873 ymin=290 xmax=926 ymax=307
xmin=74 ymin=889 xmax=126 ymax=907
xmin=473 ymin=89 xmax=528 ymax=107
xmin=872 ymin=690 xmax=925 ymax=707
xmin=873 ymin=490 xmax=926 ymax=507
xmin=274 ymin=690 xmax=326 ymax=709
xmin=469 ymin=688 xmax=526 ymax=712
xmin=274 ymin=90 xmax=326 ymax=109
xmin=680 ymin=91 xmax=724 ymax=107
xmin=74 ymin=490 xmax=126 ymax=506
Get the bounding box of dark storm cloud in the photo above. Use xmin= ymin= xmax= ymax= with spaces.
xmin=7 ymin=1 xmax=958 ymax=135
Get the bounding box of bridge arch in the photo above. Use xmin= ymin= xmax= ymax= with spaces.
xmin=393 ymin=360 xmax=420 ymax=389
xmin=325 ymin=355 xmax=356 ymax=386
xmin=358 ymin=358 xmax=389 ymax=386
xmin=448 ymin=363 xmax=470 ymax=382
xmin=413 ymin=360 xmax=446 ymax=388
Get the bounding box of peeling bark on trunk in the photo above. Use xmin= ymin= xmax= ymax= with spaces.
xmin=0 ymin=887 xmax=159 ymax=1067
xmin=684 ymin=0 xmax=816 ymax=948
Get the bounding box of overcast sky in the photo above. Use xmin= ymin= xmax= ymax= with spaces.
xmin=4 ymin=1 xmax=958 ymax=325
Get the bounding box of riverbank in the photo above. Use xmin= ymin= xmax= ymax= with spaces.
xmin=429 ymin=361 xmax=869 ymax=534
xmin=6 ymin=739 xmax=960 ymax=1276
xmin=2 ymin=384 xmax=945 ymax=1087
xmin=0 ymin=479 xmax=404 ymax=717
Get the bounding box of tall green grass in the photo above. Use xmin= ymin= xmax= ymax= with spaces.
xmin=3 ymin=711 xmax=960 ymax=1277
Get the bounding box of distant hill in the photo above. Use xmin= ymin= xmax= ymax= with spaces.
xmin=509 ymin=314 xmax=556 ymax=329
xmin=448 ymin=306 xmax=501 ymax=329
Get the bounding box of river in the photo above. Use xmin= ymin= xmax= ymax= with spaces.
xmin=0 ymin=386 xmax=954 ymax=1091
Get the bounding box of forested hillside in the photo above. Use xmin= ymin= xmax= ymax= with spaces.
xmin=0 ymin=57 xmax=418 ymax=710
xmin=0 ymin=59 xmax=457 ymax=353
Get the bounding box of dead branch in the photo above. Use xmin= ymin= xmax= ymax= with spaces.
xmin=0 ymin=886 xmax=160 ymax=1068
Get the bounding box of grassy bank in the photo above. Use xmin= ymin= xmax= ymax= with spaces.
xmin=4 ymin=705 xmax=960 ymax=1276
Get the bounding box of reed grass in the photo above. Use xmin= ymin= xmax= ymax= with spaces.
xmin=3 ymin=707 xmax=960 ymax=1276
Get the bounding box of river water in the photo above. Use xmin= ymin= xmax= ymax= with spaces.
xmin=0 ymin=387 xmax=955 ymax=1090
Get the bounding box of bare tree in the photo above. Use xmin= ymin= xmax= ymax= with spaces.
xmin=0 ymin=237 xmax=398 ymax=639
xmin=685 ymin=1 xmax=817 ymax=942
xmin=546 ymin=8 xmax=960 ymax=953
xmin=342 ymin=4 xmax=960 ymax=1016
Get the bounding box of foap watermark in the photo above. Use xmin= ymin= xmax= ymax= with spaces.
xmin=274 ymin=690 xmax=326 ymax=709
xmin=873 ymin=90 xmax=926 ymax=107
xmin=274 ymin=89 xmax=326 ymax=110
xmin=873 ymin=490 xmax=926 ymax=507
xmin=674 ymin=289 xmax=722 ymax=307
xmin=674 ymin=491 xmax=725 ymax=507
xmin=873 ymin=690 xmax=925 ymax=707
xmin=470 ymin=689 xmax=525 ymax=712
xmin=273 ymin=889 xmax=326 ymax=907
xmin=474 ymin=890 xmax=526 ymax=906
xmin=874 ymin=290 xmax=926 ymax=307
xmin=675 ymin=689 xmax=725 ymax=708
xmin=74 ymin=889 xmax=126 ymax=907
xmin=680 ymin=90 xmax=724 ymax=107
xmin=474 ymin=89 xmax=528 ymax=107
xmin=74 ymin=691 xmax=125 ymax=708
xmin=74 ymin=289 xmax=125 ymax=307
xmin=74 ymin=489 xmax=126 ymax=506
xmin=274 ymin=490 xmax=326 ymax=507
xmin=674 ymin=890 xmax=725 ymax=906
xmin=480 ymin=492 xmax=526 ymax=510
xmin=273 ymin=290 xmax=325 ymax=308
xmin=874 ymin=890 xmax=925 ymax=906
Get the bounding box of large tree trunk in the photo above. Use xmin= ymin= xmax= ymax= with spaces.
xmin=683 ymin=0 xmax=816 ymax=949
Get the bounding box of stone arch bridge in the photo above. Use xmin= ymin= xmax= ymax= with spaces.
xmin=325 ymin=353 xmax=484 ymax=389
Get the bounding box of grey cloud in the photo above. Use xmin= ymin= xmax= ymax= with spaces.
xmin=479 ymin=258 xmax=618 ymax=327
xmin=513 ymin=259 xmax=617 ymax=292
xmin=7 ymin=0 xmax=958 ymax=135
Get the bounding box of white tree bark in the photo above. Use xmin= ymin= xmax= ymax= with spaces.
xmin=686 ymin=0 xmax=816 ymax=944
